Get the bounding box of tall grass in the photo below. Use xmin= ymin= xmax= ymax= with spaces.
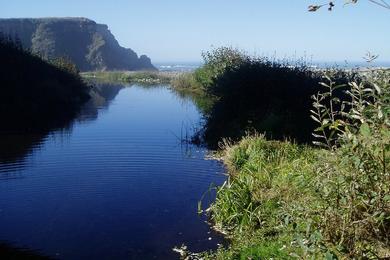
xmin=171 ymin=73 xmax=203 ymax=94
xmin=195 ymin=135 xmax=322 ymax=259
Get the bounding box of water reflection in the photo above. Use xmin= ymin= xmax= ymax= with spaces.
xmin=0 ymin=242 xmax=53 ymax=259
xmin=0 ymin=82 xmax=124 ymax=168
xmin=0 ymin=82 xmax=226 ymax=259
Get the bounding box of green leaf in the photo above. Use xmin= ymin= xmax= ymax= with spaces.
xmin=325 ymin=251 xmax=335 ymax=260
xmin=373 ymin=83 xmax=382 ymax=94
xmin=311 ymin=115 xmax=321 ymax=124
xmin=360 ymin=123 xmax=371 ymax=137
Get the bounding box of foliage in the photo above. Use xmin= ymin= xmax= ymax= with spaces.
xmin=0 ymin=34 xmax=90 ymax=132
xmin=311 ymin=71 xmax=390 ymax=257
xmin=209 ymin=136 xmax=317 ymax=233
xmin=193 ymin=70 xmax=390 ymax=259
xmin=192 ymin=47 xmax=356 ymax=148
xmin=309 ymin=0 xmax=390 ymax=12
xmin=196 ymin=135 xmax=322 ymax=259
xmin=51 ymin=56 xmax=80 ymax=75
xmin=171 ymin=72 xmax=203 ymax=94
xmin=193 ymin=47 xmax=248 ymax=90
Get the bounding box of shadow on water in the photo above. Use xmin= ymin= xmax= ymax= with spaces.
xmin=0 ymin=242 xmax=53 ymax=260
xmin=0 ymin=81 xmax=124 ymax=256
xmin=0 ymin=82 xmax=123 ymax=170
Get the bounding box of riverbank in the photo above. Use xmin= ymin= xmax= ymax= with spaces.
xmin=193 ymin=136 xmax=321 ymax=259
xmin=198 ymin=121 xmax=389 ymax=259
xmin=81 ymin=71 xmax=179 ymax=85
xmin=82 ymin=70 xmax=208 ymax=99
xmin=174 ymin=48 xmax=389 ymax=259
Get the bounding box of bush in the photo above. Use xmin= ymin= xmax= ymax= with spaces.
xmin=196 ymin=48 xmax=355 ymax=148
xmin=193 ymin=47 xmax=248 ymax=89
xmin=310 ymin=70 xmax=390 ymax=257
xmin=51 ymin=56 xmax=80 ymax=75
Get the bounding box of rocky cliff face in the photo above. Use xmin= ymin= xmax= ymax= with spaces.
xmin=0 ymin=17 xmax=156 ymax=71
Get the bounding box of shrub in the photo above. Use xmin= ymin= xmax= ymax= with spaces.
xmin=179 ymin=47 xmax=357 ymax=148
xmin=51 ymin=56 xmax=80 ymax=75
xmin=310 ymin=70 xmax=390 ymax=257
xmin=199 ymin=48 xmax=356 ymax=148
xmin=194 ymin=47 xmax=248 ymax=90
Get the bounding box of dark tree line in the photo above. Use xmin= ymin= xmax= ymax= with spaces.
xmin=0 ymin=33 xmax=90 ymax=133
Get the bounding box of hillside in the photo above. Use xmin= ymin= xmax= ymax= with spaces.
xmin=0 ymin=17 xmax=156 ymax=71
xmin=0 ymin=35 xmax=90 ymax=132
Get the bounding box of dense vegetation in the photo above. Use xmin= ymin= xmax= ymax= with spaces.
xmin=175 ymin=48 xmax=389 ymax=259
xmin=174 ymin=47 xmax=355 ymax=148
xmin=0 ymin=34 xmax=90 ymax=132
xmin=0 ymin=18 xmax=156 ymax=71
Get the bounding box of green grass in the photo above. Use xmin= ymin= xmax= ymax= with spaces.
xmin=195 ymin=131 xmax=389 ymax=259
xmin=195 ymin=135 xmax=322 ymax=259
xmin=171 ymin=72 xmax=204 ymax=95
xmin=211 ymin=136 xmax=317 ymax=231
xmin=81 ymin=71 xmax=176 ymax=84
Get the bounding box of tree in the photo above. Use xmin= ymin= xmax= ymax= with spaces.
xmin=308 ymin=0 xmax=390 ymax=11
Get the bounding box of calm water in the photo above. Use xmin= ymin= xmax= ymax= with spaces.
xmin=0 ymin=83 xmax=226 ymax=259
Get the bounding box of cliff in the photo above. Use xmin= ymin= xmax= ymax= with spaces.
xmin=0 ymin=17 xmax=156 ymax=71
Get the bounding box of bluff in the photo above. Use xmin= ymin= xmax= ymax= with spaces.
xmin=0 ymin=17 xmax=156 ymax=71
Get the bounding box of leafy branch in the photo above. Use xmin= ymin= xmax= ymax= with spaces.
xmin=309 ymin=0 xmax=390 ymax=12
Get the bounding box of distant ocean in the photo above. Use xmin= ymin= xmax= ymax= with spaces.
xmin=313 ymin=61 xmax=390 ymax=69
xmin=155 ymin=62 xmax=202 ymax=72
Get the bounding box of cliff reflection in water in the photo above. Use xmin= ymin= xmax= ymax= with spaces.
xmin=0 ymin=82 xmax=123 ymax=169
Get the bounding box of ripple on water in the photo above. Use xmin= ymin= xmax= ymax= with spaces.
xmin=0 ymin=84 xmax=226 ymax=260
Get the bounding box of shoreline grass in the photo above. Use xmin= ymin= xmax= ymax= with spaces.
xmin=194 ymin=132 xmax=389 ymax=259
xmin=194 ymin=135 xmax=322 ymax=259
xmin=186 ymin=68 xmax=389 ymax=259
xmin=81 ymin=70 xmax=179 ymax=85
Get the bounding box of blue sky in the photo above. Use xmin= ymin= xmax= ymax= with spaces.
xmin=1 ymin=0 xmax=389 ymax=63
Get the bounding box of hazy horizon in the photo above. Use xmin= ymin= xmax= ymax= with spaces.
xmin=1 ymin=1 xmax=389 ymax=63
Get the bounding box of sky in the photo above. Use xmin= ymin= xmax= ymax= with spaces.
xmin=1 ymin=0 xmax=389 ymax=63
